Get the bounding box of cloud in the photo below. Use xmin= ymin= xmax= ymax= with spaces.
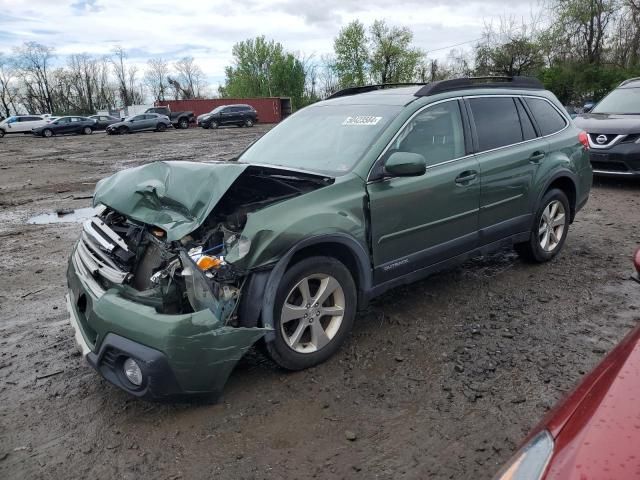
xmin=0 ymin=0 xmax=544 ymax=79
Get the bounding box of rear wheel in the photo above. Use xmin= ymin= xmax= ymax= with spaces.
xmin=265 ymin=256 xmax=356 ymax=370
xmin=82 ymin=126 xmax=92 ymax=135
xmin=156 ymin=122 xmax=167 ymax=132
xmin=43 ymin=128 xmax=54 ymax=138
xmin=178 ymin=118 xmax=189 ymax=129
xmin=515 ymin=188 xmax=570 ymax=262
xmin=244 ymin=118 xmax=254 ymax=127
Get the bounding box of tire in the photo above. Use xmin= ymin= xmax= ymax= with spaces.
xmin=156 ymin=122 xmax=167 ymax=132
xmin=178 ymin=118 xmax=189 ymax=129
xmin=209 ymin=120 xmax=218 ymax=129
xmin=245 ymin=118 xmax=254 ymax=127
xmin=264 ymin=256 xmax=357 ymax=370
xmin=0 ymin=129 xmax=5 ymax=138
xmin=202 ymin=124 xmax=210 ymax=129
xmin=82 ymin=126 xmax=92 ymax=135
xmin=118 ymin=126 xmax=129 ymax=135
xmin=515 ymin=188 xmax=570 ymax=263
xmin=43 ymin=128 xmax=54 ymax=138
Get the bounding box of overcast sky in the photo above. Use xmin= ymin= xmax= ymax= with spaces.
xmin=0 ymin=0 xmax=543 ymax=88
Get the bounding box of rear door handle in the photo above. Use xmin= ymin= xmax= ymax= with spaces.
xmin=455 ymin=170 xmax=478 ymax=185
xmin=529 ymin=151 xmax=546 ymax=163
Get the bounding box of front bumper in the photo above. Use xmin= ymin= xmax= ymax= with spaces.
xmin=66 ymin=247 xmax=269 ymax=401
xmin=589 ymin=142 xmax=640 ymax=176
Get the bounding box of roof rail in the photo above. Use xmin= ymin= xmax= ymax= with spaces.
xmin=619 ymin=77 xmax=640 ymax=87
xmin=415 ymin=76 xmax=544 ymax=97
xmin=327 ymin=83 xmax=427 ymax=100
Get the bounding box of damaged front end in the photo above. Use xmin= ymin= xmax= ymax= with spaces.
xmin=67 ymin=161 xmax=331 ymax=401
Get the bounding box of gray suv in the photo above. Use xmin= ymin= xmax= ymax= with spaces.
xmin=574 ymin=78 xmax=640 ymax=176
xmin=106 ymin=113 xmax=172 ymax=135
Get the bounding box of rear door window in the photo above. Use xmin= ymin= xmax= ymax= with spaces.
xmin=524 ymin=97 xmax=567 ymax=136
xmin=468 ymin=97 xmax=523 ymax=152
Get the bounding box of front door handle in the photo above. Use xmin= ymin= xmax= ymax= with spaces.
xmin=529 ymin=151 xmax=546 ymax=163
xmin=455 ymin=170 xmax=478 ymax=185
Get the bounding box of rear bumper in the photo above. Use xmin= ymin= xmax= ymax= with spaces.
xmin=589 ymin=142 xmax=640 ymax=176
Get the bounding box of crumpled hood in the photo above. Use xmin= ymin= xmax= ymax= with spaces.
xmin=93 ymin=161 xmax=249 ymax=241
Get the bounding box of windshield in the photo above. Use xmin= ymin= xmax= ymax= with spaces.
xmin=592 ymin=87 xmax=640 ymax=114
xmin=210 ymin=106 xmax=225 ymax=114
xmin=239 ymin=104 xmax=401 ymax=175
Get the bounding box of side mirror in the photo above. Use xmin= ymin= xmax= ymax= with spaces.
xmin=385 ymin=152 xmax=427 ymax=177
xmin=583 ymin=103 xmax=594 ymax=113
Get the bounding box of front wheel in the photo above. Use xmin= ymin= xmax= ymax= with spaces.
xmin=118 ymin=126 xmax=129 ymax=135
xmin=82 ymin=126 xmax=92 ymax=135
xmin=209 ymin=120 xmax=218 ymax=129
xmin=178 ymin=118 xmax=189 ymax=129
xmin=0 ymin=129 xmax=5 ymax=138
xmin=265 ymin=256 xmax=356 ymax=370
xmin=515 ymin=188 xmax=570 ymax=262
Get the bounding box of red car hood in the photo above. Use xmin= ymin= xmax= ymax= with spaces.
xmin=542 ymin=324 xmax=640 ymax=479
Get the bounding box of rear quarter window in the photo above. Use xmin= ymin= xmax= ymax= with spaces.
xmin=524 ymin=98 xmax=567 ymax=136
xmin=468 ymin=97 xmax=523 ymax=152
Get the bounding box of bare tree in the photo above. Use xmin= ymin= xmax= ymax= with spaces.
xmin=144 ymin=58 xmax=169 ymax=102
xmin=0 ymin=53 xmax=18 ymax=117
xmin=13 ymin=42 xmax=55 ymax=114
xmin=111 ymin=46 xmax=142 ymax=106
xmin=173 ymin=56 xmax=207 ymax=99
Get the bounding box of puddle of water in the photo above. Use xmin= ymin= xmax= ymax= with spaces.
xmin=27 ymin=207 xmax=98 ymax=225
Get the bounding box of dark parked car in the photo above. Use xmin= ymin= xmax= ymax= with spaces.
xmin=198 ymin=104 xmax=258 ymax=129
xmin=89 ymin=115 xmax=119 ymax=130
xmin=144 ymin=106 xmax=194 ymax=129
xmin=32 ymin=116 xmax=96 ymax=137
xmin=574 ymin=77 xmax=640 ymax=176
xmin=105 ymin=113 xmax=172 ymax=135
xmin=493 ymin=320 xmax=640 ymax=480
xmin=67 ymin=76 xmax=591 ymax=401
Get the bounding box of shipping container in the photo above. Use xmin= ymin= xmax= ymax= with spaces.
xmin=156 ymin=98 xmax=292 ymax=124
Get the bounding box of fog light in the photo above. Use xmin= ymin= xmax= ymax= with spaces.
xmin=123 ymin=358 xmax=143 ymax=386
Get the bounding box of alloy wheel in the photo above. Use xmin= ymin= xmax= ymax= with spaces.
xmin=538 ymin=200 xmax=566 ymax=252
xmin=280 ymin=274 xmax=345 ymax=354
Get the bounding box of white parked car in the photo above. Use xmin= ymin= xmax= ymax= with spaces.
xmin=0 ymin=115 xmax=52 ymax=137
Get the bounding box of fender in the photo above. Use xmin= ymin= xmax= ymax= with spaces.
xmin=238 ymin=233 xmax=373 ymax=338
xmin=533 ymin=168 xmax=579 ymax=220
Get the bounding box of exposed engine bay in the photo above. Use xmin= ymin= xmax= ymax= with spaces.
xmin=77 ymin=166 xmax=331 ymax=323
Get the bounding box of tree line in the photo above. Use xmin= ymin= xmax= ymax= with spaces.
xmin=1 ymin=0 xmax=639 ymax=117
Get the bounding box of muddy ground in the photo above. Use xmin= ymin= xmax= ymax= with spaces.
xmin=0 ymin=127 xmax=638 ymax=480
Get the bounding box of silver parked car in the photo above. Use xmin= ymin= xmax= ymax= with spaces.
xmin=106 ymin=113 xmax=171 ymax=135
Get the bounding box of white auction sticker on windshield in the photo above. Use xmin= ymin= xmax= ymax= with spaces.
xmin=343 ymin=116 xmax=382 ymax=126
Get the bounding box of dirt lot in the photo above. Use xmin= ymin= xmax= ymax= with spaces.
xmin=0 ymin=127 xmax=638 ymax=479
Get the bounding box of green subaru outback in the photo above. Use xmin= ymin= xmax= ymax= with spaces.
xmin=66 ymin=77 xmax=592 ymax=401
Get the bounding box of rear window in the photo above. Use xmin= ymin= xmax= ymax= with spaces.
xmin=469 ymin=97 xmax=523 ymax=152
xmin=524 ymin=98 xmax=567 ymax=136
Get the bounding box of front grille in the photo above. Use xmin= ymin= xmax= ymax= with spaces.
xmin=589 ymin=133 xmax=617 ymax=146
xmin=74 ymin=218 xmax=130 ymax=285
xmin=591 ymin=160 xmax=630 ymax=172
xmin=621 ymin=134 xmax=640 ymax=144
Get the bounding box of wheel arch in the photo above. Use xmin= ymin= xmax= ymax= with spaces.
xmin=238 ymin=234 xmax=372 ymax=337
xmin=538 ymin=170 xmax=578 ymax=222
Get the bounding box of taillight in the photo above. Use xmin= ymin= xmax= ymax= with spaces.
xmin=578 ymin=131 xmax=589 ymax=149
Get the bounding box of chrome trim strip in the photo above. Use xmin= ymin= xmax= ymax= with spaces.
xmin=76 ymin=238 xmax=127 ymax=284
xmin=481 ymin=194 xmax=524 ymax=210
xmin=81 ymin=231 xmax=121 ymax=271
xmin=72 ymin=247 xmax=106 ymax=298
xmin=587 ymin=134 xmax=627 ymax=150
xmin=66 ymin=294 xmax=91 ymax=356
xmin=592 ymin=169 xmax=635 ymax=176
xmin=83 ymin=219 xmax=114 ymax=252
xmin=90 ymin=218 xmax=130 ymax=252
